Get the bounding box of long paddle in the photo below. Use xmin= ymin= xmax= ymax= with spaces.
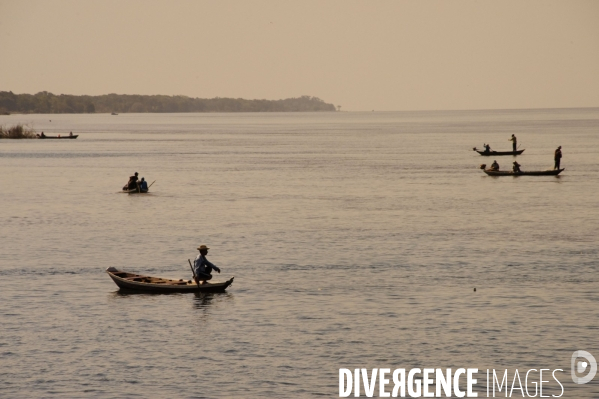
xmin=188 ymin=259 xmax=200 ymax=288
xmin=148 ymin=180 xmax=156 ymax=189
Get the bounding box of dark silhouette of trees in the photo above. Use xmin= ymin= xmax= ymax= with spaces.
xmin=0 ymin=92 xmax=336 ymax=114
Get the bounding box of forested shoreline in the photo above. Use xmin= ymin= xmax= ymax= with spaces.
xmin=0 ymin=91 xmax=337 ymax=114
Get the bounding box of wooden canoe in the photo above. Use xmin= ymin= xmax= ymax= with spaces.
xmin=474 ymin=148 xmax=524 ymax=156
xmin=123 ymin=188 xmax=149 ymax=194
xmin=38 ymin=135 xmax=79 ymax=139
xmin=106 ymin=267 xmax=234 ymax=293
xmin=482 ymin=168 xmax=564 ymax=176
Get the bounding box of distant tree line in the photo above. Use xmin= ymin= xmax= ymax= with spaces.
xmin=0 ymin=91 xmax=337 ymax=114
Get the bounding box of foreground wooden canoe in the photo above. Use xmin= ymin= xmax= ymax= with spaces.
xmin=474 ymin=148 xmax=525 ymax=156
xmin=482 ymin=168 xmax=564 ymax=176
xmin=106 ymin=267 xmax=234 ymax=293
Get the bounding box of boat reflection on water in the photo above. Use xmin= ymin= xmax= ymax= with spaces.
xmin=108 ymin=289 xmax=234 ymax=313
xmin=193 ymin=292 xmax=234 ymax=310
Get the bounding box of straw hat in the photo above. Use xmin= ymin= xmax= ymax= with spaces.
xmin=197 ymin=245 xmax=210 ymax=250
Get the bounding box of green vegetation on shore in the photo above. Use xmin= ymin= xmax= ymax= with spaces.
xmin=0 ymin=124 xmax=37 ymax=139
xmin=0 ymin=91 xmax=337 ymax=114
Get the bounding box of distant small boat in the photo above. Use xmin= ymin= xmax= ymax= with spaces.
xmin=474 ymin=148 xmax=524 ymax=156
xmin=111 ymin=112 xmax=118 ymax=115
xmin=106 ymin=267 xmax=234 ymax=293
xmin=38 ymin=134 xmax=78 ymax=139
xmin=480 ymin=165 xmax=564 ymax=176
xmin=122 ymin=180 xmax=154 ymax=194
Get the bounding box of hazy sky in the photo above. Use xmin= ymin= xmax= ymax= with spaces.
xmin=1 ymin=0 xmax=598 ymax=111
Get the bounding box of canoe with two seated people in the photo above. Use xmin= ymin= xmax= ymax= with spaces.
xmin=106 ymin=267 xmax=234 ymax=293
xmin=479 ymin=164 xmax=564 ymax=176
xmin=473 ymin=148 xmax=524 ymax=156
xmin=38 ymin=134 xmax=79 ymax=139
xmin=121 ymin=179 xmax=155 ymax=194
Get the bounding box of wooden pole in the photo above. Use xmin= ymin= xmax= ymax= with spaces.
xmin=188 ymin=259 xmax=200 ymax=288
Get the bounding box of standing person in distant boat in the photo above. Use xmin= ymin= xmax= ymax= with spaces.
xmin=509 ymin=134 xmax=517 ymax=152
xmin=139 ymin=177 xmax=148 ymax=192
xmin=484 ymin=143 xmax=491 ymax=153
xmin=124 ymin=172 xmax=139 ymax=190
xmin=490 ymin=160 xmax=499 ymax=171
xmin=554 ymin=146 xmax=562 ymax=170
xmin=513 ymin=161 xmax=522 ymax=173
xmin=69 ymin=131 xmax=73 ymax=137
xmin=194 ymin=245 xmax=221 ymax=284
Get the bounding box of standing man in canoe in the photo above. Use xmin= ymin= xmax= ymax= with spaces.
xmin=554 ymin=146 xmax=562 ymax=170
xmin=194 ymin=244 xmax=221 ymax=284
xmin=509 ymin=134 xmax=517 ymax=152
xmin=123 ymin=172 xmax=139 ymax=190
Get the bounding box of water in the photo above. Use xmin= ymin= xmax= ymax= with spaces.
xmin=1 ymin=109 xmax=598 ymax=398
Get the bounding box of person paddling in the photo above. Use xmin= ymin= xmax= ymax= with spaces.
xmin=193 ymin=245 xmax=221 ymax=284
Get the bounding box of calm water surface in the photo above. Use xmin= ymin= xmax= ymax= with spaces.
xmin=1 ymin=110 xmax=598 ymax=398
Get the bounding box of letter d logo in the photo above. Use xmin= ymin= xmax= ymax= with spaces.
xmin=571 ymin=350 xmax=597 ymax=384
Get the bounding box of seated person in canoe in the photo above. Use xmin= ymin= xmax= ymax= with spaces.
xmin=490 ymin=160 xmax=499 ymax=171
xmin=513 ymin=161 xmax=522 ymax=173
xmin=194 ymin=244 xmax=221 ymax=284
xmin=139 ymin=177 xmax=148 ymax=192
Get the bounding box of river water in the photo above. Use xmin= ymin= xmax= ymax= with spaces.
xmin=1 ymin=109 xmax=598 ymax=398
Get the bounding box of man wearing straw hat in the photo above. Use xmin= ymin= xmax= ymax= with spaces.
xmin=194 ymin=245 xmax=221 ymax=284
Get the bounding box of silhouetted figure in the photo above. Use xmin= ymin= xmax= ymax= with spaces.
xmin=123 ymin=172 xmax=139 ymax=190
xmin=554 ymin=146 xmax=562 ymax=170
xmin=513 ymin=161 xmax=522 ymax=173
xmin=484 ymin=144 xmax=491 ymax=153
xmin=509 ymin=134 xmax=517 ymax=152
xmin=490 ymin=160 xmax=499 ymax=171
